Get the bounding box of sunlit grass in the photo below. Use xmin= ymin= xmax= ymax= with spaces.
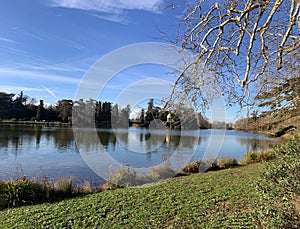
xmin=0 ymin=164 xmax=264 ymax=228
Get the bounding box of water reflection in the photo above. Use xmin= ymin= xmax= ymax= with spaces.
xmin=0 ymin=126 xmax=280 ymax=185
xmin=0 ymin=127 xmax=75 ymax=153
xmin=235 ymin=137 xmax=279 ymax=152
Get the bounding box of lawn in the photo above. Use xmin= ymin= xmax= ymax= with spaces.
xmin=0 ymin=163 xmax=264 ymax=228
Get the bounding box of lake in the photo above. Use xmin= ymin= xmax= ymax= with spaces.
xmin=0 ymin=126 xmax=279 ymax=186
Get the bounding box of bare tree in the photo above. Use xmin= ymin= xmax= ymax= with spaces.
xmin=168 ymin=0 xmax=300 ymax=109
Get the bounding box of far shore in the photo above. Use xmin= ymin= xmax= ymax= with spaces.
xmin=0 ymin=120 xmax=71 ymax=127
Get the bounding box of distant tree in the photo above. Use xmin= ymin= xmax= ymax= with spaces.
xmin=234 ymin=117 xmax=250 ymax=131
xmin=111 ymin=104 xmax=119 ymax=125
xmin=152 ymin=106 xmax=161 ymax=119
xmin=85 ymin=99 xmax=97 ymax=123
xmin=146 ymin=99 xmax=154 ymax=122
xmin=95 ymin=101 xmax=102 ymax=122
xmin=13 ymin=91 xmax=27 ymax=119
xmin=159 ymin=110 xmax=169 ymax=122
xmin=44 ymin=105 xmax=58 ymax=121
xmin=100 ymin=102 xmax=112 ymax=123
xmin=56 ymin=100 xmax=73 ymax=123
xmin=73 ymin=99 xmax=85 ymax=124
xmin=118 ymin=105 xmax=131 ymax=128
xmin=0 ymin=92 xmax=14 ymax=119
xmin=197 ymin=113 xmax=211 ymax=129
xmin=26 ymin=99 xmax=37 ymax=120
xmin=140 ymin=108 xmax=145 ymax=123
xmin=36 ymin=100 xmax=44 ymax=121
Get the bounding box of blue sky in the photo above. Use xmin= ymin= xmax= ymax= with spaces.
xmin=0 ymin=0 xmax=185 ymax=101
xmin=0 ymin=0 xmax=236 ymax=122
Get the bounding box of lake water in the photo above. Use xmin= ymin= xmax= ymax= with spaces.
xmin=0 ymin=126 xmax=279 ymax=186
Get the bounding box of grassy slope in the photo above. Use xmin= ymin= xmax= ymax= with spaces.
xmin=0 ymin=164 xmax=263 ymax=228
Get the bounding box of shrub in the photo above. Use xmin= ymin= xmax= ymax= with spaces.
xmin=203 ymin=159 xmax=220 ymax=172
xmin=5 ymin=178 xmax=44 ymax=207
xmin=109 ymin=165 xmax=138 ymax=187
xmin=78 ymin=180 xmax=93 ymax=194
xmin=101 ymin=181 xmax=121 ymax=191
xmin=150 ymin=162 xmax=176 ymax=181
xmin=274 ymin=125 xmax=295 ymax=137
xmin=0 ymin=175 xmax=102 ymax=210
xmin=0 ymin=180 xmax=7 ymax=210
xmin=254 ymin=137 xmax=300 ymax=228
xmin=73 ymin=180 xmax=101 ymax=195
xmin=53 ymin=177 xmax=73 ymax=198
xmin=242 ymin=150 xmax=276 ymax=165
xmin=107 ymin=162 xmax=178 ymax=188
xmin=217 ymin=157 xmax=239 ymax=169
xmin=182 ymin=160 xmax=202 ymax=174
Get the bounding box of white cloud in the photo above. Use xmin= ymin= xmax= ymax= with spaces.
xmin=51 ymin=0 xmax=163 ymax=13
xmin=16 ymin=63 xmax=87 ymax=73
xmin=0 ymin=85 xmax=44 ymax=93
xmin=49 ymin=0 xmax=163 ymax=22
xmin=0 ymin=37 xmax=17 ymax=44
xmin=88 ymin=12 xmax=129 ymax=24
xmin=42 ymin=86 xmax=58 ymax=99
xmin=0 ymin=68 xmax=80 ymax=85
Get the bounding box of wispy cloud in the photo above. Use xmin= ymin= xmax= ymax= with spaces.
xmin=23 ymin=31 xmax=45 ymax=41
xmin=88 ymin=12 xmax=129 ymax=24
xmin=0 ymin=37 xmax=17 ymax=44
xmin=0 ymin=68 xmax=80 ymax=85
xmin=49 ymin=0 xmax=163 ymax=23
xmin=0 ymin=85 xmax=44 ymax=93
xmin=50 ymin=0 xmax=163 ymax=13
xmin=42 ymin=86 xmax=58 ymax=99
xmin=16 ymin=63 xmax=87 ymax=73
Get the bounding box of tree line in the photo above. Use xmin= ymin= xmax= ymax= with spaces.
xmin=0 ymin=91 xmax=216 ymax=130
xmin=133 ymin=99 xmax=211 ymax=129
xmin=0 ymin=91 xmax=130 ymax=125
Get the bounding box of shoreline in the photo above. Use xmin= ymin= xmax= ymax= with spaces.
xmin=0 ymin=120 xmax=71 ymax=127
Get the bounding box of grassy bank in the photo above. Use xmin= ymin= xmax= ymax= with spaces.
xmin=0 ymin=163 xmax=263 ymax=228
xmin=1 ymin=137 xmax=299 ymax=228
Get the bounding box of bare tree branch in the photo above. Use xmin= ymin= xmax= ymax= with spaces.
xmin=170 ymin=0 xmax=300 ymax=109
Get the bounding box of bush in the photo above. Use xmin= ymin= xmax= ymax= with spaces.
xmin=254 ymin=137 xmax=300 ymax=228
xmin=150 ymin=162 xmax=176 ymax=180
xmin=182 ymin=160 xmax=202 ymax=174
xmin=274 ymin=125 xmax=295 ymax=137
xmin=242 ymin=150 xmax=276 ymax=165
xmin=5 ymin=178 xmax=45 ymax=208
xmin=0 ymin=176 xmax=86 ymax=210
xmin=53 ymin=177 xmax=73 ymax=198
xmin=101 ymin=181 xmax=121 ymax=191
xmin=107 ymin=163 xmax=178 ymax=188
xmin=75 ymin=180 xmax=93 ymax=194
xmin=217 ymin=157 xmax=239 ymax=169
xmin=182 ymin=158 xmax=239 ymax=174
xmin=0 ymin=180 xmax=7 ymax=210
xmin=109 ymin=165 xmax=138 ymax=187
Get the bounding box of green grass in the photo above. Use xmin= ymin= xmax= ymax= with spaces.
xmin=0 ymin=163 xmax=264 ymax=228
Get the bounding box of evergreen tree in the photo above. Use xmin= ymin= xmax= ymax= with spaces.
xmin=0 ymin=92 xmax=14 ymax=119
xmin=36 ymin=100 xmax=44 ymax=121
xmin=95 ymin=101 xmax=102 ymax=122
xmin=256 ymin=77 xmax=300 ymax=113
xmin=140 ymin=108 xmax=145 ymax=123
xmin=13 ymin=91 xmax=27 ymax=119
xmin=145 ymin=99 xmax=154 ymax=122
xmin=56 ymin=99 xmax=73 ymax=123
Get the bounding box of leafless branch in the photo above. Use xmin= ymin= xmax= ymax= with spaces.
xmin=170 ymin=0 xmax=300 ymax=109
